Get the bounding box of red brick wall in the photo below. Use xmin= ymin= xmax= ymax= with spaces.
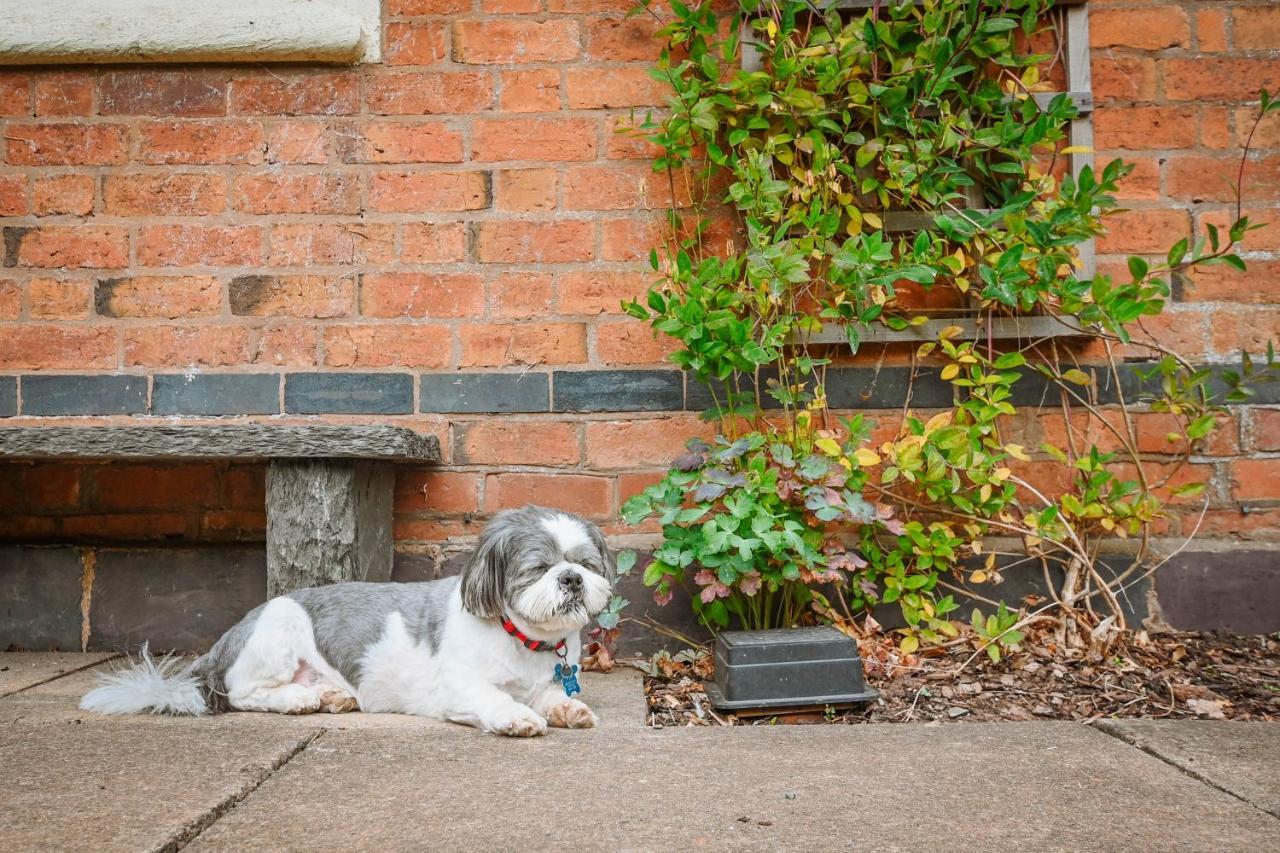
xmin=1 ymin=0 xmax=1278 ymax=549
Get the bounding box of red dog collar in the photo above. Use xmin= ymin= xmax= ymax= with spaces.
xmin=501 ymin=616 xmax=567 ymax=656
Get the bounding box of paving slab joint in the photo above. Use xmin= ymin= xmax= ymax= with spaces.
xmin=0 ymin=652 xmax=122 ymax=699
xmin=1091 ymin=721 xmax=1280 ymax=822
xmin=163 ymin=728 xmax=325 ymax=853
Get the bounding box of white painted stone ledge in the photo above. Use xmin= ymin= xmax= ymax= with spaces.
xmin=0 ymin=0 xmax=381 ymax=65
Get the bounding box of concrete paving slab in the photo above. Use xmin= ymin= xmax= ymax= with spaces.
xmin=186 ymin=723 xmax=1280 ymax=853
xmin=0 ymin=652 xmax=118 ymax=697
xmin=1095 ymin=720 xmax=1280 ymax=818
xmin=0 ymin=707 xmax=319 ymax=853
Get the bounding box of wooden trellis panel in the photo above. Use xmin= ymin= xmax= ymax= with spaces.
xmin=739 ymin=1 xmax=1096 ymax=344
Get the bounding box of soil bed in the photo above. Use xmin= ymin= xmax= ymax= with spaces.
xmin=639 ymin=631 xmax=1280 ymax=726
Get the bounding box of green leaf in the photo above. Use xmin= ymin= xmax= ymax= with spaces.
xmin=616 ymin=549 xmax=637 ymax=575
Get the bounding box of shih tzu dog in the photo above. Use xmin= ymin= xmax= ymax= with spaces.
xmin=81 ymin=506 xmax=616 ymax=737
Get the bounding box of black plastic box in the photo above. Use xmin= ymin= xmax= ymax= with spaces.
xmin=704 ymin=626 xmax=878 ymax=712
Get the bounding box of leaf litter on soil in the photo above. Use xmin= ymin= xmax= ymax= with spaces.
xmin=635 ymin=631 xmax=1280 ymax=726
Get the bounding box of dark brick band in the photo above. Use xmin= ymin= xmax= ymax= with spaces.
xmin=7 ymin=363 xmax=1276 ymax=417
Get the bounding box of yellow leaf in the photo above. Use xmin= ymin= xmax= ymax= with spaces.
xmin=970 ymin=570 xmax=988 ymax=584
xmin=939 ymin=325 xmax=964 ymax=340
xmin=924 ymin=411 xmax=953 ymax=434
xmin=863 ymin=211 xmax=883 ymax=229
xmin=766 ymin=18 xmax=778 ymax=38
xmin=1060 ymin=145 xmax=1093 ymax=155
xmin=940 ymin=364 xmax=960 ymax=381
xmin=917 ymin=342 xmax=936 ymax=358
xmin=992 ymin=467 xmax=1011 ymax=481
xmin=1062 ymin=368 xmax=1092 ymax=385
xmin=815 ymin=437 xmax=842 ymax=456
xmin=955 ymin=277 xmax=970 ymax=293
xmin=853 ymin=447 xmax=881 ymax=467
xmin=971 ymin=540 xmax=983 ymax=554
xmin=985 ymin=552 xmax=996 ymax=570
xmin=899 ymin=634 xmax=919 ymax=654
xmin=979 ymin=484 xmax=992 ymax=503
xmin=1003 ymin=443 xmax=1030 ymax=461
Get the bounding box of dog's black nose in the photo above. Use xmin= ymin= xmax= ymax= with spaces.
xmin=559 ymin=570 xmax=583 ymax=591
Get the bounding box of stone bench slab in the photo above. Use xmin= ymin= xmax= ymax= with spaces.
xmin=0 ymin=425 xmax=439 ymax=462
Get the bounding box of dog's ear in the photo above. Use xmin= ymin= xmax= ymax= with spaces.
xmin=460 ymin=520 xmax=509 ymax=618
xmin=585 ymin=520 xmax=617 ymax=584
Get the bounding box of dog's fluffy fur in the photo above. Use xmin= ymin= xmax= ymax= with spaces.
xmin=80 ymin=506 xmax=615 ymax=736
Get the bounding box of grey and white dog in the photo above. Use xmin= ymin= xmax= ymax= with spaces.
xmin=81 ymin=506 xmax=616 ymax=736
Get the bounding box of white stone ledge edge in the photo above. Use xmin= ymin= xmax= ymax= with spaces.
xmin=0 ymin=0 xmax=380 ymax=65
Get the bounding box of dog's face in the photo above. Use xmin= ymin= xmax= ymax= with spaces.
xmin=459 ymin=506 xmax=616 ymax=634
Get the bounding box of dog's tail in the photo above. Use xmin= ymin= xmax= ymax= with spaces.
xmin=79 ymin=643 xmax=211 ymax=716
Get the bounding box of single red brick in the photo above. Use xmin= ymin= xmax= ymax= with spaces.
xmin=457 ymin=421 xmax=580 ymax=466
xmin=0 ymin=73 xmax=30 ymax=115
xmin=1096 ymin=209 xmax=1190 ymax=254
xmin=606 ymin=115 xmax=661 ymax=159
xmin=231 ymin=73 xmax=358 ymax=115
xmin=0 ymin=280 xmax=20 ymax=320
xmin=104 ymin=173 xmax=226 ymax=216
xmin=32 ymin=73 xmax=93 ymax=116
xmin=1231 ymin=459 xmax=1280 ymax=502
xmin=480 ymin=0 xmax=541 ymax=11
xmin=223 ymin=465 xmax=266 ymax=510
xmin=265 ymin=121 xmax=328 ymax=164
xmin=1133 ymin=412 xmax=1237 ymax=456
xmin=201 ymin=510 xmax=267 ymax=540
xmin=1210 ymin=309 xmax=1280 ymax=357
xmin=1235 ymin=107 xmax=1280 ymax=150
xmin=0 ymin=325 xmax=115 ymax=369
xmin=602 ymin=218 xmax=662 ymax=261
xmin=491 ymin=271 xmax=554 ymax=318
xmin=137 ymin=225 xmax=264 ymax=267
xmin=493 ymin=168 xmax=557 ymax=211
xmin=584 ymin=416 xmax=713 ymax=469
xmin=100 ymin=70 xmax=227 ymax=116
xmin=385 ymin=21 xmax=448 ymax=65
xmin=452 ymin=20 xmax=579 ymax=64
xmin=1179 ymin=261 xmax=1280 ymax=304
xmin=95 ymin=275 xmax=222 ymax=319
xmin=361 ymin=272 xmax=484 ymax=318
xmin=393 ymin=517 xmax=475 ymax=542
xmin=1095 ymin=106 xmax=1198 ymax=150
xmin=368 ymin=171 xmax=489 ymax=212
xmin=459 ymin=322 xmax=587 ymax=366
xmin=1252 ymin=409 xmax=1280 ymax=453
xmin=472 ymin=117 xmax=596 ymax=162
xmin=1093 ymin=56 xmax=1158 ymax=104
xmin=124 ymin=325 xmax=252 ymax=367
xmin=558 ymin=270 xmax=647 ymax=314
xmin=596 ymin=320 xmax=678 ymax=366
xmin=32 ymin=174 xmax=95 ymax=216
xmin=233 ymin=173 xmax=360 ymax=214
xmin=499 ymin=69 xmax=561 ymax=113
xmin=395 ymin=470 xmax=480 ymax=514
xmin=92 ymin=464 xmax=219 ymax=511
xmin=402 ymin=222 xmax=469 ymax=263
xmin=251 ymin=325 xmax=320 ymax=366
xmin=387 ymin=0 xmax=470 ymax=12
xmin=1090 ymin=8 xmax=1189 ymax=49
xmin=484 ymin=473 xmax=613 ymax=519
xmin=0 ymin=175 xmax=25 ymax=216
xmin=28 ymin=278 xmax=92 ymax=319
xmin=1196 ymin=9 xmax=1228 ymax=52
xmin=366 ymin=71 xmax=494 ymax=115
xmin=1164 ymin=59 xmax=1280 ymax=102
xmin=1199 ymin=209 xmax=1280 ymax=251
xmin=1111 ymin=158 xmax=1160 ymax=201
xmin=9 ymin=226 xmax=129 ymax=269
xmin=267 ymin=223 xmax=396 ymax=266
xmin=62 ymin=514 xmax=191 ymax=540
xmin=5 ymin=124 xmax=127 ymax=166
xmin=352 ymin=122 xmax=464 ymax=163
xmin=21 ymin=464 xmax=82 ymax=511
xmin=137 ymin=120 xmax=265 ymax=165
xmin=475 ymin=220 xmax=594 ymax=263
xmin=584 ymin=16 xmax=664 ymax=61
xmin=1112 ymin=309 xmax=1208 ymax=360
xmin=565 ymin=67 xmax=666 ymax=109
xmin=323 ymin=324 xmax=452 ymax=368
xmin=228 ymin=274 xmax=353 ymax=318
xmin=1167 ymin=156 xmax=1280 ymax=203
xmin=1232 ymin=7 xmax=1280 ymax=50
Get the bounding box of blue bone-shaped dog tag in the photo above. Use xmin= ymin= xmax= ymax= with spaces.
xmin=554 ymin=662 xmax=581 ymax=697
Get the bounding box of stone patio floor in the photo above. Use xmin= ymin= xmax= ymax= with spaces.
xmin=1 ymin=652 xmax=1277 ymax=852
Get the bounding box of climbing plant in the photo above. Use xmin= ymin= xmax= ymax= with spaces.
xmin=619 ymin=0 xmax=1279 ymax=655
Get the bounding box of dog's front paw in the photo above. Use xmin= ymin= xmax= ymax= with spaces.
xmin=546 ymin=699 xmax=598 ymax=729
xmin=489 ymin=705 xmax=547 ymax=737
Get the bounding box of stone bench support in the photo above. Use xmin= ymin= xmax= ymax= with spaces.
xmin=0 ymin=425 xmax=440 ymax=596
